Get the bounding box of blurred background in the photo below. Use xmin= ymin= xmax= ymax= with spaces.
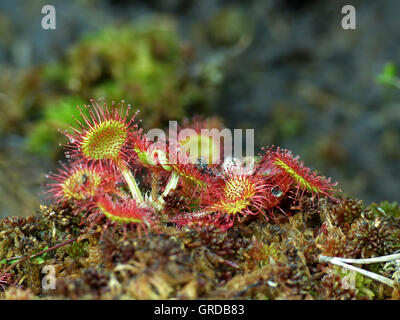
xmin=0 ymin=0 xmax=399 ymax=217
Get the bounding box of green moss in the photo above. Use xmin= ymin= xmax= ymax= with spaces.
xmin=21 ymin=15 xmax=220 ymax=158
xmin=25 ymin=96 xmax=86 ymax=158
xmin=42 ymin=16 xmax=216 ymax=124
xmin=67 ymin=240 xmax=89 ymax=259
xmin=257 ymin=242 xmax=282 ymax=266
xmin=205 ymin=7 xmax=253 ymax=47
xmin=368 ymin=201 xmax=400 ymax=218
xmin=377 ymin=62 xmax=399 ymax=88
xmin=1 ymin=190 xmax=399 ymax=299
xmin=334 ymin=268 xmax=375 ymax=299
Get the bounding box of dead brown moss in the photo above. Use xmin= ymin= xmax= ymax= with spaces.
xmin=1 ymin=198 xmax=400 ymax=300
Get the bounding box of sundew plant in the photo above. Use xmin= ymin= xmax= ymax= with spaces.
xmin=1 ymin=97 xmax=400 ymax=299
xmin=47 ymin=98 xmax=340 ymax=234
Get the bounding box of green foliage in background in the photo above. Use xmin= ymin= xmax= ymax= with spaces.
xmin=377 ymin=62 xmax=400 ymax=89
xmin=26 ymin=96 xmax=85 ymax=156
xmin=23 ymin=15 xmax=220 ymax=159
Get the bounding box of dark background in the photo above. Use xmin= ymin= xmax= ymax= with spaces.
xmin=0 ymin=0 xmax=399 ymax=217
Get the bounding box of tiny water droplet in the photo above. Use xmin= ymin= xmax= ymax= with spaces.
xmin=271 ymin=186 xmax=283 ymax=198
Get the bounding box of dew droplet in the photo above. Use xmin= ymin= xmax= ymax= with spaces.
xmin=271 ymin=186 xmax=283 ymax=198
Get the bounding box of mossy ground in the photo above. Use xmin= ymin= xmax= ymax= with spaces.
xmin=1 ymin=197 xmax=399 ymax=300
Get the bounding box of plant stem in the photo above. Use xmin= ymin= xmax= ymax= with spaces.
xmin=158 ymin=171 xmax=180 ymax=204
xmin=332 ymin=253 xmax=400 ymax=265
xmin=0 ymin=237 xmax=77 ymax=279
xmin=319 ymin=255 xmax=396 ymax=288
xmin=121 ymin=166 xmax=144 ymax=204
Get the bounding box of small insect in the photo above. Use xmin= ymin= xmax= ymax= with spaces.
xmin=195 ymin=157 xmax=215 ymax=176
xmin=81 ymin=173 xmax=88 ymax=185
